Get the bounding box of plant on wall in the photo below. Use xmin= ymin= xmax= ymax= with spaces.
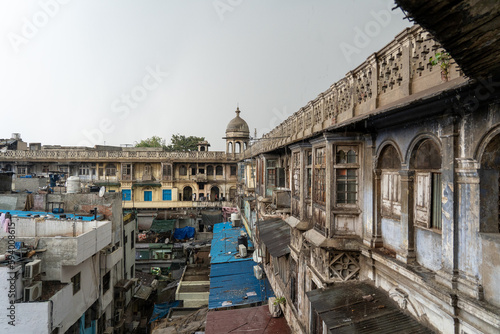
xmin=273 ymin=296 xmax=286 ymax=306
xmin=429 ymin=52 xmax=451 ymax=81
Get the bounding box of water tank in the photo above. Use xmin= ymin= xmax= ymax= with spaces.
xmin=237 ymin=234 xmax=248 ymax=250
xmin=66 ymin=176 xmax=80 ymax=193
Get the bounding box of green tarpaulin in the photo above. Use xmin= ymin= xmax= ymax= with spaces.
xmin=150 ymin=219 xmax=176 ymax=233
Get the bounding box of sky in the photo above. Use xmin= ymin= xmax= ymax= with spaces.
xmin=0 ymin=0 xmax=411 ymax=151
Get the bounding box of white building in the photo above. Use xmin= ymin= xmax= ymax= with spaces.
xmin=0 ymin=193 xmax=133 ymax=334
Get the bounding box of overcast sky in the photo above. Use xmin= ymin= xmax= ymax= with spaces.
xmin=0 ymin=0 xmax=410 ymax=151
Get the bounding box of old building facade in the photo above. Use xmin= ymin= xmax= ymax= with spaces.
xmin=238 ymin=25 xmax=500 ymax=333
xmin=0 ymin=109 xmax=248 ymax=212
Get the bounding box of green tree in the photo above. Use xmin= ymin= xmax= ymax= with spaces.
xmin=135 ymin=136 xmax=166 ymax=148
xmin=165 ymin=134 xmax=205 ymax=152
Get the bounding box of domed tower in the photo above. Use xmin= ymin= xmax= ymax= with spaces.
xmin=224 ymin=107 xmax=250 ymax=156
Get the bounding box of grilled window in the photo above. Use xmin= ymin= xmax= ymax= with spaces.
xmin=335 ymin=146 xmax=358 ymax=205
xmin=314 ymin=147 xmax=326 ymax=203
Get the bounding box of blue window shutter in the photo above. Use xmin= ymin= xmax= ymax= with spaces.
xmin=122 ymin=189 xmax=131 ymax=201
xmin=163 ymin=189 xmax=172 ymax=201
xmin=144 ymin=191 xmax=152 ymax=201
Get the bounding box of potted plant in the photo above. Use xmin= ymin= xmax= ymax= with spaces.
xmin=429 ymin=52 xmax=451 ymax=81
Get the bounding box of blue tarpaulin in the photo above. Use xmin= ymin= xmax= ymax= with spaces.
xmin=149 ymin=300 xmax=180 ymax=323
xmin=210 ymin=222 xmax=254 ymax=264
xmin=208 ymin=222 xmax=274 ymax=310
xmin=209 ymin=262 xmax=274 ymax=309
xmin=173 ymin=226 xmax=195 ymax=240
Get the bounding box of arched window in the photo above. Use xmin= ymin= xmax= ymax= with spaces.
xmin=207 ymin=165 xmax=214 ymax=175
xmin=179 ymin=165 xmax=187 ymax=176
xmin=235 ymin=142 xmax=241 ymax=153
xmin=410 ymin=139 xmax=442 ymax=230
xmin=105 ymin=164 xmax=116 ymax=176
xmin=216 ymin=165 xmax=223 ymax=176
xmin=378 ymin=145 xmax=402 ymax=219
xmin=228 ymin=142 xmax=233 ymax=153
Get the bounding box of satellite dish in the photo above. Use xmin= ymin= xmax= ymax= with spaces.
xmin=99 ymin=186 xmax=105 ymax=197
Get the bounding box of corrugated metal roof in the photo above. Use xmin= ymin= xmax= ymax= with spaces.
xmin=206 ymin=305 xmax=291 ymax=334
xmin=257 ymin=218 xmax=290 ymax=258
xmin=208 ymin=264 xmax=274 ymax=309
xmin=208 ymin=222 xmax=274 ymax=310
xmin=307 ymin=281 xmax=435 ymax=334
xmin=210 ymin=222 xmax=253 ymax=264
xmin=210 ymin=260 xmax=255 ymax=278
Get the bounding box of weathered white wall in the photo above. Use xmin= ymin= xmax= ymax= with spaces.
xmin=381 ymin=218 xmax=403 ymax=252
xmin=0 ymin=267 xmax=50 ymax=334
xmin=415 ymin=228 xmax=442 ymax=272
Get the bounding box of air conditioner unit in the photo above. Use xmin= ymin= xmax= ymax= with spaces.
xmin=253 ymin=265 xmax=263 ymax=280
xmin=239 ymin=244 xmax=247 ymax=257
xmin=24 ymin=281 xmax=42 ymax=302
xmin=24 ymin=259 xmax=42 ymax=279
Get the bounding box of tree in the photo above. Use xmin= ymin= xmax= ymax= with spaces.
xmin=165 ymin=134 xmax=205 ymax=152
xmin=135 ymin=136 xmax=166 ymax=148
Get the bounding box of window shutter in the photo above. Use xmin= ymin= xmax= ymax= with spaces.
xmin=415 ymin=172 xmax=431 ymax=227
xmin=277 ymin=167 xmax=285 ymax=188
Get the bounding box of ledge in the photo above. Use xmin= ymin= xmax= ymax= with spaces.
xmin=285 ymin=216 xmax=312 ymax=231
xmin=304 ymin=229 xmax=362 ymax=250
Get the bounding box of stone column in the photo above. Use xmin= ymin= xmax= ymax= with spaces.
xmin=364 ymin=169 xmax=383 ymax=248
xmin=436 ymin=123 xmax=459 ymax=289
xmin=397 ymin=169 xmax=415 ymax=263
xmin=455 ymin=158 xmax=483 ymax=300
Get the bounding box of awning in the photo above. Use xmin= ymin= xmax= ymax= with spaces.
xmin=306 ymin=281 xmax=434 ymax=334
xmin=257 ymin=218 xmax=290 ymax=258
xmin=93 ymin=181 xmax=121 ymax=187
xmin=115 ymin=279 xmax=134 ymax=291
xmin=132 ymin=181 xmax=161 ymax=188
xmin=134 ymin=285 xmax=154 ymax=300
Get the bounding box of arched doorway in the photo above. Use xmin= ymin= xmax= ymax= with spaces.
xmin=210 ymin=186 xmax=220 ymax=201
xmin=183 ymin=186 xmax=193 ymax=201
xmin=409 ymin=138 xmax=442 ymax=271
xmin=376 ymin=144 xmax=402 ymax=252
xmin=479 ymin=133 xmax=500 ymax=233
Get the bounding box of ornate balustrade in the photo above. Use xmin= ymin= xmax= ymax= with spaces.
xmin=244 ymin=25 xmax=464 ymax=158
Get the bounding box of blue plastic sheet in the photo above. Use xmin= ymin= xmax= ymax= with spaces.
xmin=173 ymin=226 xmax=195 ymax=240
xmin=149 ymin=300 xmax=180 ymax=323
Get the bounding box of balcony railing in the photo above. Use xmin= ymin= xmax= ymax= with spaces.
xmin=0 ymin=149 xmax=234 ymax=162
xmin=244 ymin=25 xmax=465 ymax=158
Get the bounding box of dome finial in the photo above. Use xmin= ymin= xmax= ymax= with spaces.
xmin=236 ymin=105 xmax=240 ymax=116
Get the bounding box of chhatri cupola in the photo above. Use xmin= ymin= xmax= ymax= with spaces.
xmin=224 ymin=107 xmax=250 ymax=156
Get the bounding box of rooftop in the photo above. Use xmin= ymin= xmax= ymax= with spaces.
xmin=205 ymin=305 xmax=291 ymax=334
xmin=208 ymin=222 xmax=274 ymax=310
